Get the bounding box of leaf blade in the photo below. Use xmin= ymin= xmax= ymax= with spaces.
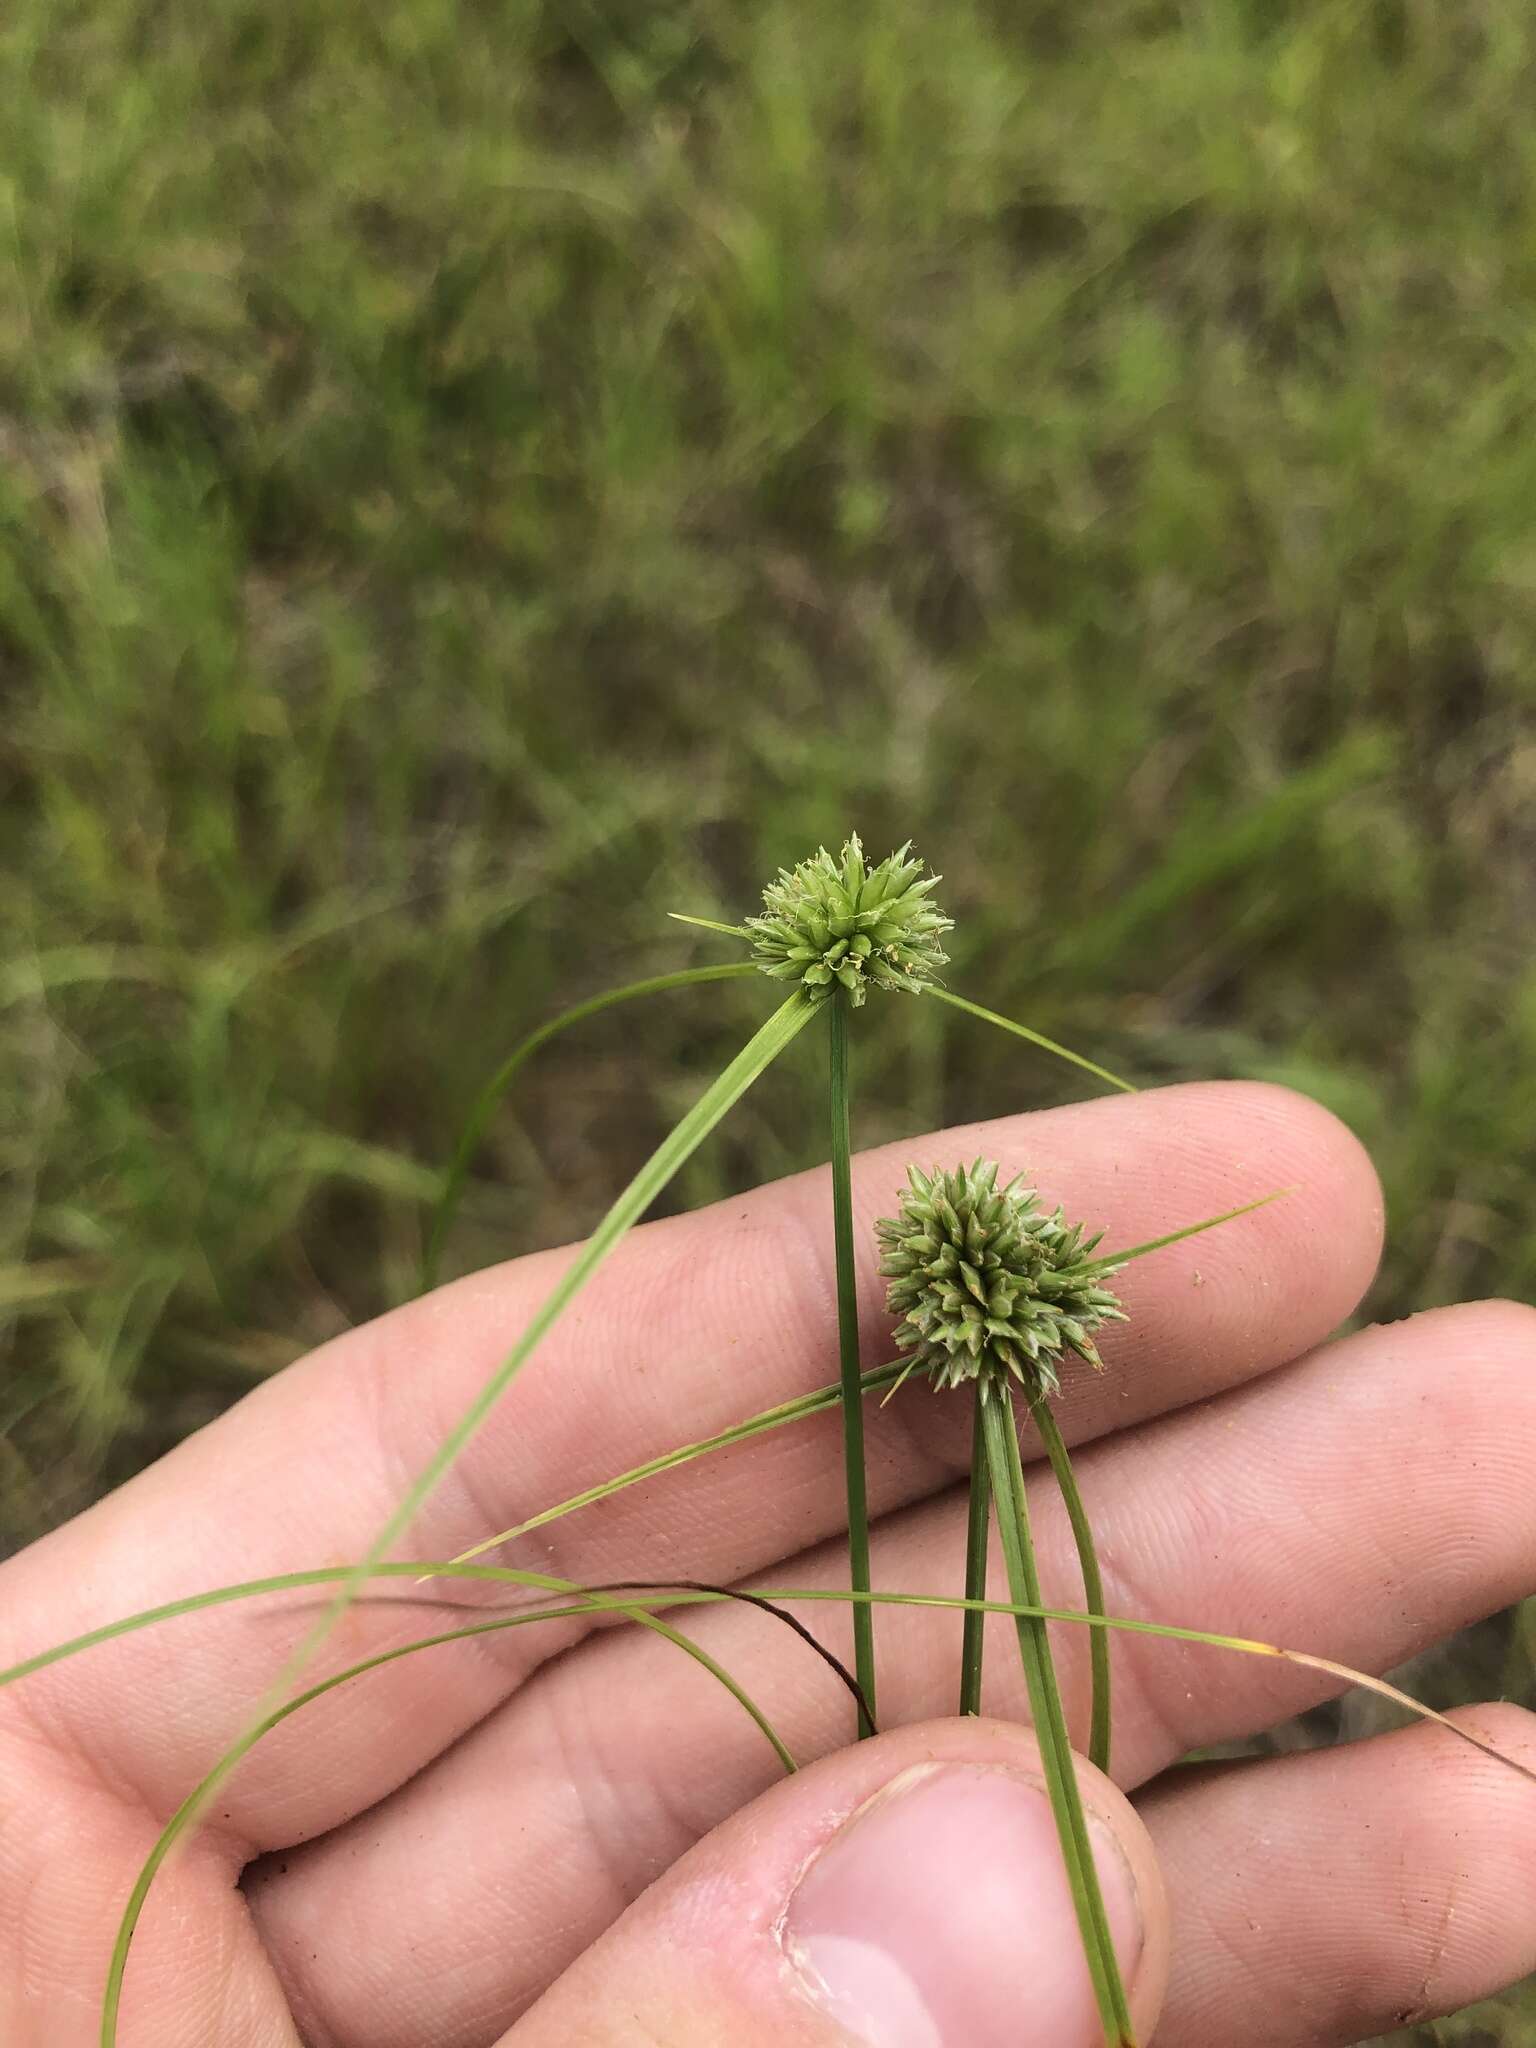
xmin=929 ymin=986 xmax=1135 ymax=1095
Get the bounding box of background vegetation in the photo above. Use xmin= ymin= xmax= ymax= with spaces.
xmin=3 ymin=3 xmax=1534 ymax=2035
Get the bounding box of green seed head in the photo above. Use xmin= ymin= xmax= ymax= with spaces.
xmin=876 ymin=1160 xmax=1127 ymax=1402
xmin=746 ymin=835 xmax=952 ymax=1007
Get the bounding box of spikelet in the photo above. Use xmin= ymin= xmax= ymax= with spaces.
xmin=745 ymin=834 xmax=952 ymax=1007
xmin=876 ymin=1159 xmax=1127 ymax=1401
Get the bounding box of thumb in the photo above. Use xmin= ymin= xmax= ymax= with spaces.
xmin=507 ymin=1716 xmax=1169 ymax=2046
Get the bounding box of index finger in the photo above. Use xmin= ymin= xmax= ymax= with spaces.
xmin=0 ymin=1081 xmax=1380 ymax=1853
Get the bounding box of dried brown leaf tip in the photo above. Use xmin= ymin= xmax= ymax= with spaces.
xmin=877 ymin=1160 xmax=1127 ymax=1402
xmin=746 ymin=835 xmax=953 ymax=1006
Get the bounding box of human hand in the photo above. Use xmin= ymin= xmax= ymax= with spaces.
xmin=2 ymin=1083 xmax=1533 ymax=2046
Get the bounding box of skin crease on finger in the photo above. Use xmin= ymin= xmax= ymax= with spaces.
xmin=501 ymin=1718 xmax=1171 ymax=2048
xmin=0 ymin=1083 xmax=1381 ymax=1853
xmin=243 ymin=1299 xmax=1536 ymax=2048
xmin=1143 ymin=1703 xmax=1536 ymax=2045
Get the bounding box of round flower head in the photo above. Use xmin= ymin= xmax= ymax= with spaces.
xmin=747 ymin=835 xmax=952 ymax=1007
xmin=876 ymin=1160 xmax=1127 ymax=1402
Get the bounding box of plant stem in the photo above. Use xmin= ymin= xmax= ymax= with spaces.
xmin=15 ymin=1566 xmax=1534 ymax=1801
xmin=982 ymin=1392 xmax=1135 ymax=2046
xmin=1031 ymin=1397 xmax=1112 ymax=1775
xmin=959 ymin=1395 xmax=990 ymax=1715
xmin=828 ymin=990 xmax=876 ymax=1738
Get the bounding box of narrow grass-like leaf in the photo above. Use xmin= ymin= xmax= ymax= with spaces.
xmin=928 ymin=985 xmax=1136 ymax=1094
xmin=666 ymin=912 xmax=752 ymax=938
xmin=98 ymin=1592 xmax=796 ymax=2046
xmin=1081 ymin=1188 xmax=1293 ymax=1275
xmin=10 ymin=1567 xmax=1532 ymax=1794
xmin=984 ymin=1392 xmax=1135 ymax=2045
xmin=958 ymin=1397 xmax=989 ymax=1716
xmin=767 ymin=1592 xmax=1536 ymax=1785
xmin=587 ymin=1579 xmax=876 ymax=1734
xmin=105 ymin=990 xmax=815 ymax=2030
xmin=420 ymin=960 xmax=759 ymax=1292
xmin=426 ymin=1359 xmax=906 ymax=1576
xmin=1 ymin=1559 xmax=876 ymax=1697
xmin=828 ymin=991 xmax=875 ymax=1737
xmin=1032 ymin=1396 xmax=1112 ymax=1775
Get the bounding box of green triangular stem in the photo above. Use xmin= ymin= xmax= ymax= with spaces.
xmin=828 ymin=991 xmax=875 ymax=1737
xmin=984 ymin=1391 xmax=1135 ymax=2045
xmin=958 ymin=1396 xmax=990 ymax=1715
xmin=1032 ymin=1394 xmax=1112 ymax=1775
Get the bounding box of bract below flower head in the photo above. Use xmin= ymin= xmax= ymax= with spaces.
xmin=876 ymin=1159 xmax=1127 ymax=1402
xmin=747 ymin=835 xmax=952 ymax=1007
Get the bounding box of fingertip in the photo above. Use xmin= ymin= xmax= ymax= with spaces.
xmin=514 ymin=1717 xmax=1169 ymax=2048
xmin=1430 ymin=1699 xmax=1536 ymax=1797
xmin=1149 ymin=1698 xmax=1536 ymax=2043
xmin=1150 ymin=1077 xmax=1383 ymax=1275
xmin=1445 ymin=1294 xmax=1536 ymax=1354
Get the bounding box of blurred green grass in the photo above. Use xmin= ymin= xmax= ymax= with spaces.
xmin=2 ymin=3 xmax=1535 ymax=2034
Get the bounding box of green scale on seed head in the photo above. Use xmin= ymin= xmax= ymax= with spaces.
xmin=747 ymin=835 xmax=953 ymax=1006
xmin=876 ymin=1159 xmax=1128 ymax=1402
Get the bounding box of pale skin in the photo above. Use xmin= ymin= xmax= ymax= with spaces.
xmin=2 ymin=1081 xmax=1535 ymax=2046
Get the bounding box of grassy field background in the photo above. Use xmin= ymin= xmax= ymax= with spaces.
xmin=3 ymin=2 xmax=1535 ymax=2036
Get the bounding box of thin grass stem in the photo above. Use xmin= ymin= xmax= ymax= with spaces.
xmin=984 ymin=1392 xmax=1135 ymax=2045
xmin=959 ymin=1396 xmax=990 ymax=1715
xmin=828 ymin=991 xmax=875 ymax=1737
xmin=1032 ymin=1395 xmax=1112 ymax=1776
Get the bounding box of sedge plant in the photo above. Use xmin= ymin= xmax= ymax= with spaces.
xmin=7 ymin=833 xmax=1535 ymax=2046
xmin=878 ymin=1160 xmax=1137 ymax=2038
